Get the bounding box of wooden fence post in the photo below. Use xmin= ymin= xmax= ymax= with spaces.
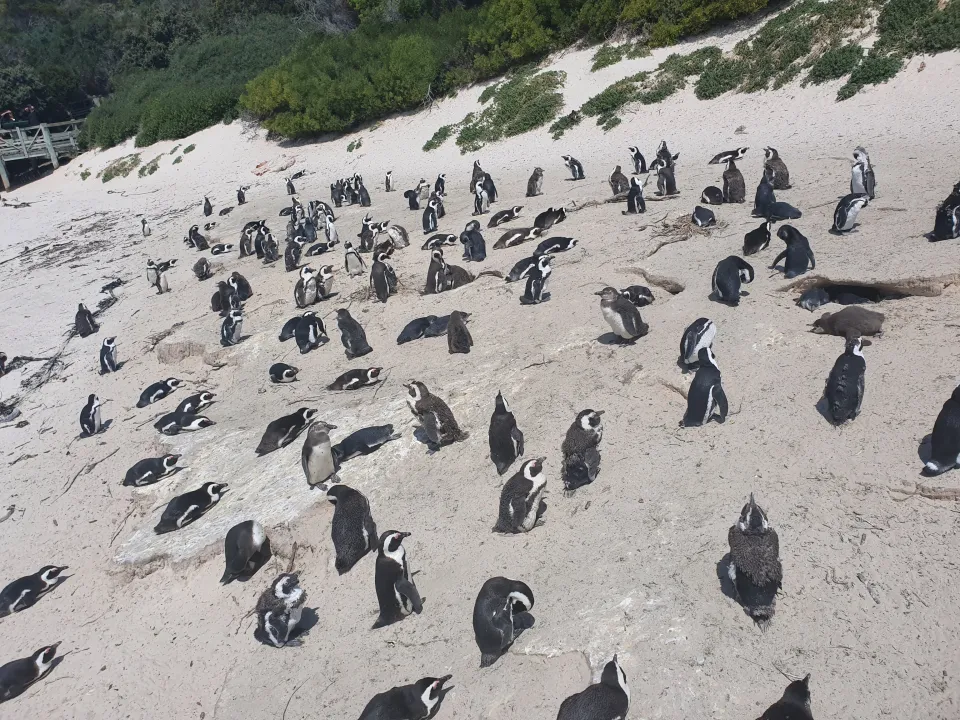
xmin=41 ymin=124 xmax=59 ymax=170
xmin=0 ymin=156 xmax=9 ymax=190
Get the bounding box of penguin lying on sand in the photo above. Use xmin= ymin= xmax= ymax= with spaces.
xmin=175 ymin=391 xmax=213 ymax=415
xmin=331 ymin=425 xmax=401 ymax=466
xmin=473 ymin=577 xmax=535 ymax=667
xmin=811 ymin=306 xmax=884 ymax=338
xmin=154 ymin=483 xmax=227 ymax=534
xmin=0 ymin=567 xmax=68 ymax=618
xmin=255 ymin=408 xmax=318 ymax=456
xmin=358 ymin=676 xmax=451 ymax=720
xmin=0 ymin=643 xmax=61 ymax=703
xmin=825 ymin=336 xmax=866 ymax=425
xmin=122 ymin=454 xmax=180 ymax=487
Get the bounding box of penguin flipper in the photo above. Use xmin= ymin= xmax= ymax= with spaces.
xmin=396 ymin=578 xmax=423 ymax=614
xmin=511 ymin=425 xmax=525 ymax=458
xmin=714 ymin=384 xmax=729 ymax=422
xmin=807 ymin=249 xmax=816 ymax=270
xmin=771 ymin=249 xmax=787 ymax=269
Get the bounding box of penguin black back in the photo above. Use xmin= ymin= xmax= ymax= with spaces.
xmin=488 ymin=390 xmax=524 ymax=475
xmin=358 ymin=675 xmax=451 ymax=720
xmin=758 ymin=675 xmax=813 ymax=720
xmin=472 ymin=576 xmax=535 ymax=667
xmin=0 ymin=643 xmax=60 ymax=703
xmin=824 ymin=336 xmax=866 ymax=424
xmin=326 ymin=484 xmax=378 ymax=574
xmin=727 ymin=493 xmax=782 ymax=627
xmin=556 ymin=655 xmax=629 ymax=720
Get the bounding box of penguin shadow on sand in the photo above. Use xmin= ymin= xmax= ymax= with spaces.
xmin=79 ymin=419 xmax=114 ymax=440
xmin=709 ymin=290 xmax=749 ymax=305
xmin=917 ymin=434 xmax=939 ymax=475
xmin=715 ymin=554 xmax=739 ymax=602
xmin=596 ymin=332 xmax=638 ymax=346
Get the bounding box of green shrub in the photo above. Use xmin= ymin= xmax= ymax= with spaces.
xmin=99 ymin=154 xmax=141 ymax=182
xmin=549 ymin=110 xmax=582 ymax=139
xmin=183 ymin=144 xmax=196 ymax=153
xmin=910 ymin=1 xmax=960 ymax=53
xmin=80 ymin=169 xmax=91 ymax=181
xmin=836 ymin=51 xmax=904 ymax=99
xmin=695 ymin=56 xmax=747 ymax=99
xmin=591 ymin=44 xmax=627 ymax=72
xmin=169 ymin=145 xmax=180 ymax=155
xmin=877 ymin=0 xmax=936 ymax=39
xmin=172 ymin=155 xmax=183 ymax=164
xmin=423 ymin=124 xmax=455 ymax=151
xmin=347 ymin=138 xmax=363 ymax=151
xmin=138 ymin=155 xmax=162 ymax=177
xmin=807 ymin=44 xmax=863 ymax=84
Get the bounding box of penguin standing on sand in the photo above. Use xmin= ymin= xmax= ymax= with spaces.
xmin=0 ymin=644 xmax=61 ymax=702
xmin=302 ymin=420 xmax=339 ymax=489
xmin=336 ymin=308 xmax=373 ymax=358
xmin=403 ymin=188 xmax=420 ymax=211
xmin=609 ymin=165 xmax=629 ymax=195
xmin=422 ymin=198 xmax=439 ymax=234
xmin=99 ymin=337 xmax=119 ymax=374
xmin=269 ymin=363 xmax=299 ymax=383
xmin=203 ymin=196 xmax=213 ymax=216
xmin=221 ymin=520 xmax=268 ymax=584
xmin=404 ymin=380 xmax=467 ymax=449
xmin=923 ymin=384 xmax=960 ymax=475
xmin=344 ymin=241 xmax=366 ymax=277
xmin=474 ymin=181 xmax=490 ymax=215
xmin=284 ymin=236 xmax=306 ymax=272
xmin=727 ymin=493 xmax=782 ymax=628
xmin=521 ymin=254 xmax=552 ymax=305
xmin=562 ymin=155 xmax=585 ymax=180
xmin=154 ymin=482 xmax=228 ymax=534
xmin=295 ymin=311 xmax=325 ymax=354
xmin=753 ymin=167 xmax=776 ymax=217
xmin=723 ymin=158 xmax=746 ymax=203
xmin=358 ymin=676 xmax=451 ymax=720
xmin=763 ymin=147 xmax=791 ymax=189
xmin=0 ymin=567 xmax=68 ymax=617
xmin=122 ymin=454 xmax=180 ymax=487
xmin=327 ymin=484 xmax=378 ymax=574
xmin=294 ymin=267 xmax=318 ymax=308
xmin=79 ymin=394 xmax=102 ymax=436
xmin=141 ymin=218 xmax=151 ymax=237
xmin=256 ymin=573 xmax=306 ymax=648
xmin=447 ymin=310 xmax=473 ymax=354
xmin=460 ymin=220 xmax=486 ymax=262
xmin=772 ymin=225 xmax=815 ymax=278
xmin=526 ymin=167 xmax=544 ymax=197
xmin=255 ymin=408 xmax=318 ymax=456
xmin=758 ymin=676 xmax=814 ymax=720
xmin=679 ymin=318 xmax=716 ymax=370
xmin=628 ymin=146 xmax=647 ymax=174
xmin=434 ymin=173 xmax=446 ymax=195
xmin=75 ymin=303 xmax=98 ymax=338
xmin=489 ymin=390 xmax=524 ymax=475
xmin=681 ymin=347 xmax=728 ymax=427
xmin=596 ymin=286 xmax=648 ymax=343
xmin=473 ymin=576 xmax=535 ymax=667
xmin=494 ymin=458 xmax=546 ymax=533
xmin=424 ymin=248 xmax=448 ymax=294
xmin=470 ymin=159 xmax=485 ymax=193
xmin=743 ymin=220 xmax=772 ymax=255
xmin=825 ymin=336 xmax=866 ymax=424
xmin=370 ymin=252 xmax=397 ymax=303
xmin=237 ymin=186 xmax=246 ymax=205
xmin=652 ymin=156 xmax=677 ymax=196
xmin=623 ymin=175 xmax=647 ymax=215
xmin=385 ymin=171 xmax=393 ymax=192
xmin=136 ymin=378 xmax=182 ymax=408
xmin=220 ymin=308 xmax=243 ymax=347
xmin=712 ymin=256 xmax=754 ymax=305
xmin=373 ymin=530 xmax=423 ymax=628
xmin=851 ymin=146 xmax=875 ymax=199
xmin=481 ymin=171 xmax=498 ymax=203
xmin=286 ymin=177 xmax=296 ymax=196
xmin=561 ymin=409 xmax=604 ymax=494
xmin=833 ymin=193 xmax=869 ymax=233
xmin=557 ymin=655 xmax=630 ymax=720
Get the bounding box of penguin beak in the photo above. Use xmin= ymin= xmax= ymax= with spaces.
xmin=595 ymin=410 xmax=605 ymax=416
xmin=399 ymin=531 xmax=411 ymax=538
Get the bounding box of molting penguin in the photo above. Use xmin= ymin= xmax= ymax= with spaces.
xmin=681 ymin=347 xmax=728 ymax=427
xmin=75 ymin=303 xmax=98 ymax=338
xmin=295 ymin=311 xmax=326 ymax=354
xmin=447 ymin=310 xmax=473 ymax=354
xmin=122 ymin=454 xmax=180 ymax=487
xmin=561 ymin=409 xmax=604 ymax=494
xmin=772 ymin=225 xmax=815 ymax=278
xmin=723 ymin=158 xmax=746 ymax=203
xmin=473 ymin=576 xmax=535 ymax=667
xmin=193 ymin=257 xmax=211 ymax=281
xmin=526 ymin=167 xmax=544 ymax=197
xmin=494 ymin=458 xmax=546 ymax=533
xmin=679 ymin=318 xmax=716 ymax=370
xmin=832 ymin=193 xmax=869 ymax=233
xmin=328 ymin=367 xmax=382 ymax=391
xmin=358 ymin=676 xmax=451 ymax=720
xmin=562 ymin=154 xmax=585 ymax=180
xmin=811 ymin=306 xmax=884 ymax=338
xmin=220 ymin=308 xmax=243 ymax=347
xmin=521 ymin=254 xmax=552 ymax=305
xmin=0 ymin=643 xmax=61 ymax=703
xmin=692 ymin=205 xmax=716 ymax=227
xmin=489 ymin=391 xmax=524 ymax=475
xmin=203 ymin=196 xmax=213 ymax=216
xmin=99 ymin=337 xmax=119 ymax=374
xmin=628 ymin=146 xmax=647 ymax=174
xmin=758 ymin=675 xmax=813 ymax=720
xmin=255 ymin=408 xmax=318 ymax=456
xmin=609 ymin=165 xmax=629 ymax=195
xmin=255 ymin=573 xmax=306 ymax=648
xmin=269 ymin=362 xmax=299 ymax=383
xmin=326 ymin=484 xmax=378 ymax=574
xmin=557 ymin=655 xmax=630 ymax=720
xmin=709 ymin=147 xmax=748 ymax=165
xmin=711 ymin=256 xmax=754 ymax=306
xmin=623 ymin=175 xmax=647 ymax=215
xmin=824 ymin=336 xmax=866 ymax=425
xmin=743 ymin=220 xmax=772 ymax=255
xmin=79 ymin=394 xmax=102 ymax=437
xmin=488 ymin=205 xmax=522 ymax=228
xmin=727 ymin=492 xmax=782 ymax=628
xmin=302 ymin=420 xmax=338 ymax=489
xmin=851 ymin=146 xmax=875 ymax=199
xmin=154 ymin=482 xmax=228 ymax=534
xmin=924 ymin=383 xmax=960 ymax=475
xmin=596 ymin=286 xmax=648 ymax=343
xmin=336 ymin=308 xmax=373 ymax=358
xmin=372 ymin=530 xmax=423 ymax=628
xmin=221 ymin=520 xmax=268 ymax=583
xmin=534 ymin=206 xmax=566 ymax=231
xmin=763 ymin=147 xmax=791 ymax=189
xmin=701 ymin=186 xmax=724 ymax=205
xmin=331 ymin=425 xmax=401 ymax=465
xmin=404 ymin=380 xmax=467 ymax=450
xmin=0 ymin=567 xmax=68 ymax=618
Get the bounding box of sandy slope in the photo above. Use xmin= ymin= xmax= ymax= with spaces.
xmin=1 ymin=32 xmax=959 ymax=720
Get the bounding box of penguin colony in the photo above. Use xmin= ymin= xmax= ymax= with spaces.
xmin=2 ymin=140 xmax=956 ymax=720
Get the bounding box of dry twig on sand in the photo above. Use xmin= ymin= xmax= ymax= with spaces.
xmin=889 ymin=481 xmax=960 ymax=502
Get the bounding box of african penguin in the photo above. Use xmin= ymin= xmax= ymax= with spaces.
xmin=328 ymin=367 xmax=382 ymax=391
xmin=609 ymin=165 xmax=630 ymax=195
xmin=447 ymin=311 xmax=473 ymax=354
xmin=434 ymin=173 xmax=445 ymax=195
xmin=153 ymin=411 xmax=215 ymax=435
xmin=404 ymin=380 xmax=467 ymax=450
xmin=211 ymin=243 xmax=233 ymax=255
xmin=137 ymin=378 xmax=182 ymax=408
xmin=422 ymin=199 xmax=438 ymax=234
xmin=141 ymin=218 xmax=151 ymax=237
xmin=488 ymin=391 xmax=524 ymax=475
xmin=203 ymin=196 xmax=213 ymax=216
xmin=421 ymin=233 xmax=457 ymax=250
xmin=474 ymin=180 xmax=490 ymax=215
xmin=562 ymin=154 xmax=585 ymax=180
xmin=709 ymin=147 xmax=747 ymax=164
xmin=193 ymin=257 xmax=211 ymax=281
xmin=494 ymin=227 xmax=541 ymax=249
xmin=255 ymin=408 xmax=318 ymax=456
xmin=506 ymin=256 xmax=538 ymax=283
xmin=344 ymin=241 xmax=366 ymax=277
xmin=623 ymin=175 xmax=647 ymax=215
xmin=230 ymin=270 xmax=253 ymax=300
xmin=370 ymin=252 xmax=397 ymax=303
xmin=220 ymin=308 xmax=243 ymax=347
xmin=154 ymin=482 xmax=228 ymax=534
xmin=331 ymin=425 xmax=401 ymax=466
xmin=772 ymin=225 xmax=815 ymax=278
xmin=79 ymin=394 xmax=102 ymax=437
xmin=561 ymin=409 xmax=604 ymax=494
xmin=521 ymin=254 xmax=552 ymax=305
xmin=460 ymin=221 xmax=486 ymax=262
xmin=723 ymin=158 xmax=746 ymax=203
xmin=679 ymin=318 xmax=716 ymax=370
xmin=470 ymin=159 xmax=485 ymax=194
xmin=596 ymin=286 xmax=648 ymax=343
xmin=763 ymin=147 xmax=791 ymax=189
xmin=385 ymin=171 xmax=393 ymax=192
xmin=75 ymin=303 xmax=98 ymax=338
xmin=534 ymin=206 xmax=566 ymax=231
xmin=811 ymin=306 xmax=884 ymax=338
xmin=0 ymin=567 xmax=68 ymax=618
xmin=652 ymin=156 xmax=678 ymax=196
xmin=423 ymin=313 xmax=469 ymax=338
xmin=692 ymin=205 xmax=716 ymax=227
xmin=372 ymin=530 xmax=423 ymax=628
xmin=302 ymin=420 xmax=339 ymax=489
xmin=269 ymin=363 xmax=299 ymax=383
xmin=743 ymin=220 xmax=772 ymax=255
xmin=557 ymin=655 xmax=630 ymax=720
xmin=851 ymin=146 xmax=875 ymax=199
xmin=924 ymin=383 xmax=960 ymax=475
xmin=294 ymin=266 xmax=318 ymax=308
xmin=680 ymin=345 xmax=727 ymax=427
xmin=326 ymin=484 xmax=378 ymax=574
xmin=175 ymin=392 xmax=215 ymax=415
xmin=701 ymin=186 xmax=724 ymax=205
xmin=493 ymin=457 xmax=547 ymax=533
xmin=404 ymin=188 xmax=420 ymax=211
xmin=526 ymin=167 xmax=544 ymax=197
xmin=221 ymin=520 xmax=268 ymax=584
xmin=712 ymin=256 xmax=754 ymax=305
xmin=99 ymin=337 xmax=119 ymax=374
xmin=620 ymin=285 xmax=654 ymax=306
xmin=824 ymin=336 xmax=866 ymax=424
xmin=473 ymin=576 xmax=535 ymax=667
xmin=727 ymin=492 xmax=782 ymax=627
xmin=336 ymin=308 xmax=373 ymax=359
xmin=358 ymin=676 xmax=452 ymax=720
xmin=255 ymin=573 xmax=306 ymax=648
xmin=122 ymin=454 xmax=180 ymax=487
xmin=534 ymin=236 xmax=577 ymax=255
xmin=628 ymin=146 xmax=647 ymax=174
xmin=488 ymin=205 xmax=522 ymax=228
xmin=765 ymin=201 xmax=803 ymax=222
xmin=397 ymin=316 xmax=438 ymax=344
xmin=832 ymin=193 xmax=869 ymax=233
xmin=758 ymin=675 xmax=813 ymax=720
xmin=237 ymin=186 xmax=246 ymax=205
xmin=424 ymin=248 xmax=448 ymax=294
xmin=0 ymin=643 xmax=61 ymax=702
xmin=753 ymin=167 xmax=776 ymax=218
xmin=295 ymin=312 xmax=326 ymax=354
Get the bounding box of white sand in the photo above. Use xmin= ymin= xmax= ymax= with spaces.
xmin=1 ymin=28 xmax=959 ymax=719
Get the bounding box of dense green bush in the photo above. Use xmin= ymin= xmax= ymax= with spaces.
xmin=910 ymin=1 xmax=960 ymax=53
xmin=806 ymin=44 xmax=863 ymax=84
xmin=695 ymin=56 xmax=746 ymax=99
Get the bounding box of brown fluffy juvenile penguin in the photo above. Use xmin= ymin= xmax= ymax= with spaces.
xmin=447 ymin=311 xmax=473 ymax=354
xmin=727 ymin=493 xmax=782 ymax=628
xmin=763 ymin=147 xmax=791 ymax=189
xmin=404 ymin=381 xmax=467 ymax=450
xmin=811 ymin=306 xmax=884 ymax=338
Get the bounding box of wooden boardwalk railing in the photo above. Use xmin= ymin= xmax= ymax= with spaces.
xmin=0 ymin=119 xmax=85 ymax=190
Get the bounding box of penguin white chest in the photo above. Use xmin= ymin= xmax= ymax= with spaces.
xmin=602 ymin=306 xmax=631 ymax=339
